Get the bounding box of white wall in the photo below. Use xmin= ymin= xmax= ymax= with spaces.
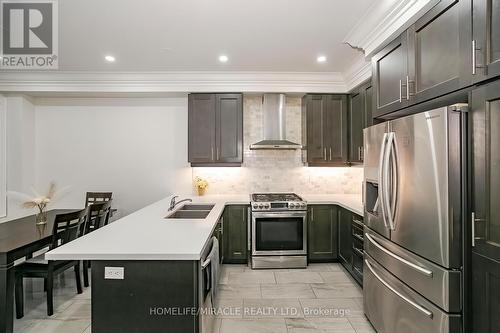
xmin=0 ymin=96 xmax=37 ymax=222
xmin=34 ymin=97 xmax=192 ymax=217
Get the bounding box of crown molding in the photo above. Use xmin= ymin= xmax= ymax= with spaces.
xmin=0 ymin=71 xmax=348 ymax=94
xmin=344 ymin=0 xmax=440 ymax=57
xmin=343 ymin=59 xmax=372 ymax=92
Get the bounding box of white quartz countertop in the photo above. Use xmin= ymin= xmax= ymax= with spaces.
xmin=301 ymin=194 xmax=363 ymax=216
xmin=45 ymin=193 xmax=362 ymax=261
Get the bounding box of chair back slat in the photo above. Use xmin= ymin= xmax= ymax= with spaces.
xmin=50 ymin=208 xmax=89 ymax=250
xmin=85 ymin=192 xmax=113 ymax=207
xmin=85 ymin=200 xmax=112 ymax=234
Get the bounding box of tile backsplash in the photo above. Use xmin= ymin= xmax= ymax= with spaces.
xmin=192 ymin=95 xmax=363 ymax=195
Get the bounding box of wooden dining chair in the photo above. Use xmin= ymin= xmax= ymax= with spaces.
xmin=14 ymin=208 xmax=89 ymax=317
xmin=84 ymin=191 xmax=113 ymax=207
xmin=85 ymin=200 xmax=112 ymax=234
xmin=82 ymin=201 xmax=112 ymax=287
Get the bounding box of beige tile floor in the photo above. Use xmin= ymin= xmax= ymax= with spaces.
xmin=216 ymin=263 xmax=375 ymax=333
xmin=13 ymin=263 xmax=375 ymax=333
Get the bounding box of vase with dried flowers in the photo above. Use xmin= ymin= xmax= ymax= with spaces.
xmin=194 ymin=176 xmax=209 ymax=196
xmin=8 ymin=182 xmax=66 ymax=225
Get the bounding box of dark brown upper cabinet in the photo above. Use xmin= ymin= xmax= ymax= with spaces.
xmin=302 ymin=94 xmax=348 ymax=166
xmin=188 ymin=93 xmax=243 ymax=166
xmin=348 ymin=81 xmax=373 ymax=164
xmin=372 ymin=32 xmax=411 ymax=117
xmin=472 ymin=0 xmax=500 ymax=83
xmin=362 ymin=83 xmax=374 ymax=129
xmin=408 ymin=0 xmax=472 ymax=104
xmin=348 ymin=91 xmax=363 ymax=164
xmin=372 ymin=0 xmax=472 ymax=118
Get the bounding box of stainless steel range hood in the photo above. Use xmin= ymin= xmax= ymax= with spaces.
xmin=249 ymin=94 xmax=302 ymax=150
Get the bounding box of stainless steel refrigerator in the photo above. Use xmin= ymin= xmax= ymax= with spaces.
xmin=363 ymin=105 xmax=467 ymax=333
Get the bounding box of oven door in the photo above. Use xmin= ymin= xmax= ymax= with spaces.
xmin=252 ymin=211 xmax=307 ymax=256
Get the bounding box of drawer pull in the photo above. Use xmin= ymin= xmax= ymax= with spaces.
xmin=365 ymin=233 xmax=432 ymax=277
xmin=353 ymin=266 xmax=363 ymax=276
xmin=352 ymin=219 xmax=363 ymax=227
xmin=365 ymin=259 xmax=433 ymax=318
xmin=352 ymin=233 xmax=364 ymax=242
xmin=352 ymin=246 xmax=364 ymax=257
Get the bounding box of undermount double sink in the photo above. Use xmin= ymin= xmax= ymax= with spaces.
xmin=165 ymin=204 xmax=215 ymax=219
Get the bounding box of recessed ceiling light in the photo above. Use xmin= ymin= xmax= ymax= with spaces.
xmin=218 ymin=55 xmax=229 ymax=63
xmin=317 ymin=55 xmax=327 ymax=63
xmin=104 ymin=55 xmax=116 ymax=63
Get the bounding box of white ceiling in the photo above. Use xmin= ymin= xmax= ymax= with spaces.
xmin=56 ymin=0 xmax=375 ymax=72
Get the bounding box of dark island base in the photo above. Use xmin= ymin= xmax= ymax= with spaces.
xmin=91 ymin=260 xmax=204 ymax=333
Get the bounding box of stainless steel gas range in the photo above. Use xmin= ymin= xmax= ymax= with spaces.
xmin=250 ymin=193 xmax=308 ymax=269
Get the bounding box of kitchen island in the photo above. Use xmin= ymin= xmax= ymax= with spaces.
xmin=45 ymin=194 xmax=362 ymax=333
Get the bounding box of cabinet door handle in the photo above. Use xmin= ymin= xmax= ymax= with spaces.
xmin=211 ymin=146 xmax=214 ymax=161
xmin=323 ymin=148 xmax=327 ymax=161
xmin=472 ymin=40 xmax=484 ymax=75
xmin=472 ymin=212 xmax=486 ymax=247
xmin=399 ymin=80 xmax=403 ymax=103
xmin=406 ymin=76 xmax=415 ymax=99
xmin=329 ymin=147 xmax=332 ymax=161
xmin=220 ymin=217 xmax=224 ymax=235
xmin=311 ymin=208 xmax=314 ymax=221
xmin=217 ymin=147 xmax=220 ymax=161
xmin=400 ymin=79 xmax=408 ymax=101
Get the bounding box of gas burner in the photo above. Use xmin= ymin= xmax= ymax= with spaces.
xmin=250 ymin=193 xmax=307 ymax=212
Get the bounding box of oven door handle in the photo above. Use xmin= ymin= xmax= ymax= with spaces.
xmin=252 ymin=211 xmax=307 ymax=218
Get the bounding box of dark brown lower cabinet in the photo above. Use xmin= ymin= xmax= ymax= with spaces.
xmin=308 ymin=205 xmax=338 ymax=262
xmin=471 ymin=253 xmax=500 ymax=333
xmin=338 ymin=208 xmax=352 ymax=267
xmin=222 ymin=205 xmax=248 ymax=264
xmin=350 ymin=216 xmax=364 ymax=286
xmin=338 ymin=207 xmax=363 ymax=287
xmin=470 ymin=80 xmax=500 ymax=333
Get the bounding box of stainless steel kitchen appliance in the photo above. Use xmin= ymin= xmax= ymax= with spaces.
xmin=250 ymin=193 xmax=308 ymax=269
xmin=363 ymin=105 xmax=467 ymax=333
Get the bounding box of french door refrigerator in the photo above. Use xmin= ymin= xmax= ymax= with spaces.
xmin=363 ymin=105 xmax=467 ymax=333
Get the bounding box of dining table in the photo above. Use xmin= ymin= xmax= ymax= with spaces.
xmin=0 ymin=209 xmax=78 ymax=333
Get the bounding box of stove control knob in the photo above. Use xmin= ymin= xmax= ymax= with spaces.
xmin=259 ymin=204 xmax=264 ymax=209
xmin=301 ymin=203 xmax=307 ymax=208
xmin=290 ymin=203 xmax=296 ymax=208
xmin=264 ymin=203 xmax=270 ymax=209
xmin=253 ymin=204 xmax=258 ymax=209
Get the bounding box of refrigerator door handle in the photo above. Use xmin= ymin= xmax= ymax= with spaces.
xmin=382 ymin=132 xmax=394 ymax=230
xmin=388 ymin=133 xmax=398 ymax=230
xmin=365 ymin=232 xmax=433 ymax=277
xmin=365 ymin=259 xmax=433 ymax=318
xmin=378 ymin=133 xmax=389 ymax=228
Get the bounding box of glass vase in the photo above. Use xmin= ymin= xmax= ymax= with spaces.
xmin=36 ymin=209 xmax=48 ymax=225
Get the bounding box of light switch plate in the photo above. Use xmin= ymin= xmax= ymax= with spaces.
xmin=104 ymin=266 xmax=124 ymax=280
